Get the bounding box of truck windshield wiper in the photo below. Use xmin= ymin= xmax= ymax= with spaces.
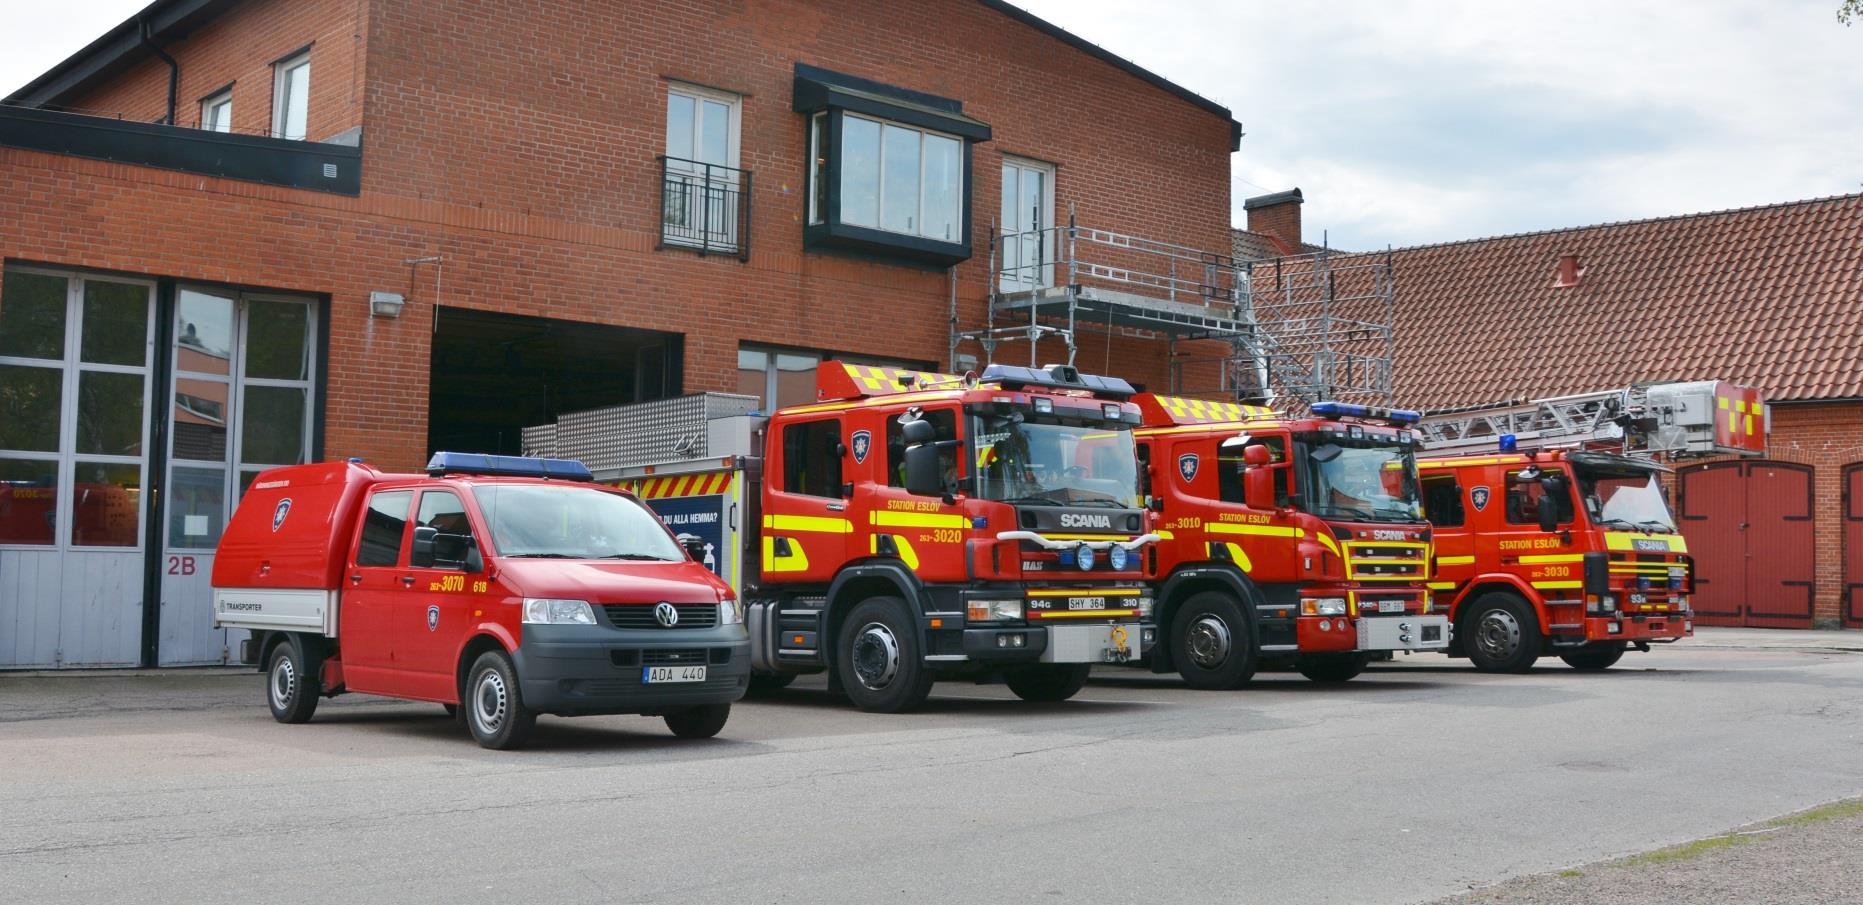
xmin=1322 ymin=505 xmax=1380 ymax=521
xmin=1374 ymin=507 xmax=1427 ymax=522
xmin=1635 ymin=520 xmax=1674 ymax=532
xmin=505 ymin=552 xmax=576 ymax=559
xmin=999 ymin=496 xmax=1062 ymax=506
xmin=1596 ymin=518 xmax=1636 ymax=529
xmin=598 ymin=553 xmax=677 ymax=561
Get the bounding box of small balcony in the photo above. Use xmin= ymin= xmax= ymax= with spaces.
xmin=658 ymin=156 xmax=751 ymax=261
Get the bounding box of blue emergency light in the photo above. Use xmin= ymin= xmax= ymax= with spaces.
xmin=980 ymin=363 xmax=1136 ymax=399
xmin=1499 ymin=434 xmax=1518 ymax=452
xmin=1309 ymin=401 xmax=1422 ymax=426
xmin=426 ymin=451 xmax=594 ymax=482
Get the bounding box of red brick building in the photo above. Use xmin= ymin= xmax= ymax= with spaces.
xmin=1242 ymin=192 xmax=1863 ymax=630
xmin=0 ymin=0 xmax=1241 ymax=667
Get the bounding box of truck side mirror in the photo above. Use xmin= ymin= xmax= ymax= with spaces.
xmin=1242 ymin=444 xmax=1276 ymax=511
xmin=1537 ymin=500 xmax=1560 ymax=533
xmin=904 ymin=443 xmax=942 ymax=497
xmin=410 ymin=525 xmax=438 ymax=568
xmin=901 ymin=418 xmax=935 ymax=445
xmin=676 ymin=532 xmax=707 ymax=561
xmin=1243 ymin=445 xmax=1272 ymax=468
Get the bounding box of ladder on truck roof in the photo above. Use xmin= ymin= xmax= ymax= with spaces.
xmin=1415 ymin=380 xmax=1769 ymax=459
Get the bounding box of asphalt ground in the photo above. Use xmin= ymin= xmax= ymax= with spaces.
xmin=3 ymin=639 xmax=1862 ymax=904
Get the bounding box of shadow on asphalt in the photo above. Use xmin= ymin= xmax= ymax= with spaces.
xmin=307 ymin=707 xmax=780 ymax=755
xmin=737 ymin=687 xmax=1156 ymax=716
xmin=1085 ymin=675 xmax=1450 ymax=693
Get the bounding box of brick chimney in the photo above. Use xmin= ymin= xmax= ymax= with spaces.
xmin=1244 ymin=188 xmax=1303 ymax=253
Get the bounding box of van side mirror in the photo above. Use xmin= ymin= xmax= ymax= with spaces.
xmin=411 ymin=525 xmax=438 ymax=568
xmin=904 ymin=443 xmax=942 ymax=497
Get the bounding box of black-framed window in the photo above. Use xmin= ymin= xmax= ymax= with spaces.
xmin=794 ymin=64 xmax=990 ymax=265
xmin=782 ymin=419 xmax=843 ymax=499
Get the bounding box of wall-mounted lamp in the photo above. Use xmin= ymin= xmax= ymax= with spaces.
xmin=369 ymin=291 xmax=405 ymax=318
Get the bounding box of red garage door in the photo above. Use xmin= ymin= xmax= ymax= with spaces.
xmin=1678 ymin=461 xmax=1816 ymax=628
xmin=1847 ymin=464 xmax=1863 ymax=627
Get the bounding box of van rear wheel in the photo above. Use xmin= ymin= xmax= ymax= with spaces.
xmin=465 ymin=650 xmax=536 ymax=750
xmin=266 ymin=637 xmax=318 ymax=724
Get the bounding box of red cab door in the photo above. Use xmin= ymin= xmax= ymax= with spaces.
xmin=394 ymin=488 xmax=486 ymax=701
xmin=341 ymin=488 xmax=415 ymax=693
xmin=761 ymin=416 xmax=852 ymax=583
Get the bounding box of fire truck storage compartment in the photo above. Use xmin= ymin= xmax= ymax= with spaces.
xmin=210 ymin=460 xmax=380 ymax=636
xmin=1678 ymin=460 xmax=1815 ymax=628
xmin=1847 ymin=463 xmax=1863 ymax=627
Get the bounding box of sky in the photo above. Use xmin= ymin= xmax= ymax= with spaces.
xmin=4 ymin=0 xmax=1860 ymax=250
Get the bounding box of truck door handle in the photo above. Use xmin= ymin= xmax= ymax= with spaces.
xmin=350 ymin=574 xmax=362 ymax=585
xmin=400 ymin=576 xmax=415 ymax=586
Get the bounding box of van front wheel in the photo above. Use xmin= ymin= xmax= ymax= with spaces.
xmin=465 ymin=650 xmax=536 ymax=750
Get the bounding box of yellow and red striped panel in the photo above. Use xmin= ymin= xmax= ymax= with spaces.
xmin=1139 ymin=393 xmax=1277 ymax=426
xmin=628 ymin=472 xmax=737 ymax=499
xmin=819 ymin=361 xmax=970 ymax=400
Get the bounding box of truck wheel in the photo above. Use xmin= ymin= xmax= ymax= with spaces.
xmin=1463 ymin=593 xmax=1542 ymax=673
xmin=266 ymin=637 xmax=319 ymax=724
xmin=664 ymin=703 xmax=732 ymax=739
xmin=836 ymin=596 xmax=934 ymax=713
xmin=1170 ymin=591 xmax=1259 ymax=689
xmin=1003 ymin=664 xmax=1091 ymax=702
xmin=747 ymin=673 xmax=797 ymax=695
xmin=1560 ymin=645 xmax=1626 ymax=671
xmin=1297 ymin=653 xmax=1368 ymax=683
xmin=465 ymin=650 xmax=536 ymax=750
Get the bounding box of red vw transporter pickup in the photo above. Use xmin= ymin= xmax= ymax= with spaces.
xmin=212 ymin=453 xmax=750 ymax=749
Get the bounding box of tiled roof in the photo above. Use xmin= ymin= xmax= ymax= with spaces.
xmin=1388 ymin=193 xmax=1863 ymax=407
xmin=1232 ymin=228 xmax=1330 ymax=261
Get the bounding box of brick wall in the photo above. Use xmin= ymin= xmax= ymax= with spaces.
xmin=6 ymin=0 xmax=1237 ymax=472
xmin=1765 ymin=403 xmax=1863 ymax=627
xmin=62 ymin=0 xmax=367 ymax=142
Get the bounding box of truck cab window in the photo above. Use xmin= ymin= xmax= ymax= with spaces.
xmin=886 ymin=408 xmax=960 ymax=491
xmin=783 ymin=418 xmax=843 ymax=498
xmin=1421 ymin=475 xmax=1464 ymax=527
xmin=1218 ymin=437 xmax=1287 ymax=505
xmin=1505 ymin=470 xmax=1573 ymax=526
xmin=416 ymin=490 xmax=476 ymax=569
xmin=357 ymin=490 xmax=413 ymax=566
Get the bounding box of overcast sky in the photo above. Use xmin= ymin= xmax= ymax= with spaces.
xmin=5 ymin=0 xmax=1860 ymax=250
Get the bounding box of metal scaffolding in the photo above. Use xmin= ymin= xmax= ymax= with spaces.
xmin=952 ymin=209 xmax=1394 ymax=408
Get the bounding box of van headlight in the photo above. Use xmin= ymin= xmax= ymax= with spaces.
xmin=522 ymin=598 xmax=596 ymax=625
xmin=719 ymin=596 xmax=744 ymax=625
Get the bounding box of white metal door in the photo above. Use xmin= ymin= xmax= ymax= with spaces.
xmin=1000 ymin=158 xmax=1055 ymax=291
xmin=0 ymin=269 xmax=154 ymax=667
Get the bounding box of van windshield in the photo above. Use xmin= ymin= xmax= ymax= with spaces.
xmin=474 ymin=484 xmax=684 ymax=561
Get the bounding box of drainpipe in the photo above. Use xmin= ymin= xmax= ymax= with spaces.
xmin=138 ymin=19 xmax=179 ymax=126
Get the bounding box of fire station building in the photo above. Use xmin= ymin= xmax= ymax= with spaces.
xmin=0 ymin=0 xmax=1241 ymax=667
xmin=1242 ymin=191 xmax=1863 ymax=631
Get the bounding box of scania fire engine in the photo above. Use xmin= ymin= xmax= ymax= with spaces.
xmin=1133 ymin=395 xmax=1450 ymax=687
xmin=1414 ymin=380 xmax=1767 ymax=671
xmin=523 ymin=361 xmax=1158 ymax=713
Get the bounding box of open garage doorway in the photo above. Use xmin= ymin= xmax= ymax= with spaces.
xmin=429 ymin=307 xmax=681 ymax=456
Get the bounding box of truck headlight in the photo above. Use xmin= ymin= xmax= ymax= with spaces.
xmin=718 ymin=596 xmax=744 ymax=625
xmin=1108 ymin=545 xmax=1130 ymax=571
xmin=1300 ymin=597 xmax=1348 ymax=616
xmin=1135 ymin=596 xmax=1155 ymax=619
xmin=522 ymin=598 xmax=596 ymax=625
xmin=967 ymin=599 xmax=1023 ymax=622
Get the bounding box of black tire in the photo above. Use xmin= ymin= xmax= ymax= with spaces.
xmin=265 ymin=636 xmax=319 ymax=724
xmin=1463 ymin=593 xmax=1543 ymax=673
xmin=747 ymin=672 xmax=797 ymax=694
xmin=1169 ymin=591 xmax=1259 ymax=690
xmin=1003 ymin=664 xmax=1092 ymax=702
xmin=464 ymin=650 xmax=537 ymax=750
xmin=1297 ymin=653 xmax=1368 ymax=683
xmin=664 ymin=703 xmax=732 ymax=739
xmin=836 ymin=596 xmax=934 ymax=713
xmin=1560 ymin=645 xmax=1627 ymax=671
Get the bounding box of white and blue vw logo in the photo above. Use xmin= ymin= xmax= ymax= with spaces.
xmin=654 ymin=602 xmax=679 ymax=627
xmin=1178 ymin=453 xmax=1200 ymax=483
xmin=850 ymin=430 xmax=872 ymax=464
xmin=1470 ymin=486 xmax=1491 ymax=512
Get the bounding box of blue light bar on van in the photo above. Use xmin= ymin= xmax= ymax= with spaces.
xmin=1309 ymin=401 xmax=1422 ymax=426
xmin=426 ymin=452 xmax=594 ymax=481
xmin=979 ymin=363 xmax=1136 ymax=399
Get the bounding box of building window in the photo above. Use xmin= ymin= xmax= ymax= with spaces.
xmin=792 ymin=64 xmax=990 ymax=265
xmin=201 ymin=90 xmax=233 ymax=133
xmin=271 ymin=51 xmax=310 ymax=140
xmin=662 ymin=83 xmax=746 ymax=256
xmin=736 ymin=345 xmax=931 ymax=411
xmin=1000 ymin=157 xmax=1056 ymax=290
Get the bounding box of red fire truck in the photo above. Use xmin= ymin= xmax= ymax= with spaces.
xmin=1414 ymin=380 xmax=1766 ymax=671
xmin=211 ymin=453 xmax=750 ymax=749
xmin=1132 ymin=395 xmax=1449 ymax=687
xmin=523 ymin=362 xmax=1158 ymax=713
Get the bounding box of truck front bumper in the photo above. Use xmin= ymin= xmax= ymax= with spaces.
xmin=961 ymin=621 xmax=1154 ymax=665
xmin=1574 ymin=612 xmax=1692 ymax=644
xmin=513 ymin=625 xmax=751 ymax=716
xmin=1295 ymin=614 xmax=1451 ymax=653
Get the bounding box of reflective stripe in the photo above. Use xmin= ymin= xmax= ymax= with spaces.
xmin=761 ymin=536 xmax=810 ymax=572
xmin=1531 ymin=580 xmax=1583 ymax=589
xmin=1206 ymin=522 xmax=1302 ymax=538
xmin=1518 ymin=553 xmax=1585 ymax=564
xmin=869 ymin=510 xmax=968 ymax=529
xmin=871 ymin=534 xmax=921 ymax=569
xmin=1436 ymin=555 xmax=1476 ymax=566
xmin=1314 ymin=533 xmax=1340 ymax=555
xmin=763 ymin=514 xmax=854 ymax=534
xmin=1224 ymin=542 xmax=1254 ymax=573
xmin=1603 ymin=532 xmax=1688 ymax=553
xmin=1030 ymin=609 xmax=1140 ymax=619
xmin=1028 ymin=588 xmax=1144 ymax=597
xmin=1427 ymin=581 xmax=1458 ymax=590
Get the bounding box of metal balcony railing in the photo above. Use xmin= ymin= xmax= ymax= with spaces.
xmin=657 ymin=156 xmax=751 ymax=260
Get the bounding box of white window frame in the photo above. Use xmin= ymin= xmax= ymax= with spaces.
xmin=1000 ymin=156 xmax=1057 ymax=291
xmin=663 ymin=82 xmax=744 ymax=251
xmin=665 ymin=82 xmax=742 ymax=172
xmin=834 ymin=112 xmax=966 ymax=243
xmin=271 ymin=51 xmax=310 ymax=140
xmin=200 ymin=90 xmax=233 ymax=133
